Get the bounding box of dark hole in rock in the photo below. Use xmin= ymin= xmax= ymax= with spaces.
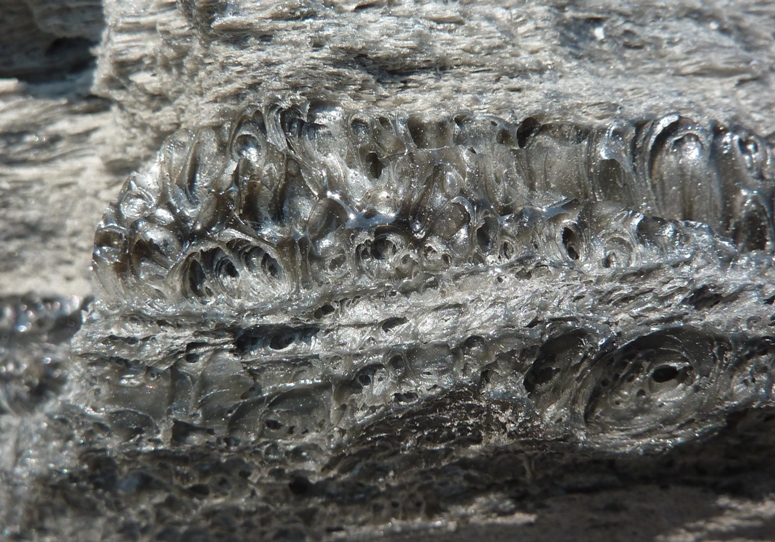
xmin=685 ymin=286 xmax=724 ymax=310
xmin=189 ymin=484 xmax=211 ymax=498
xmin=184 ymin=342 xmax=208 ymax=363
xmin=45 ymin=37 xmax=93 ymax=58
xmin=381 ymin=317 xmax=407 ymax=333
xmin=407 ymin=117 xmax=451 ymax=149
xmin=476 ymin=221 xmax=495 ymax=252
xmin=652 ymin=365 xmax=680 ymax=383
xmin=372 ymin=238 xmax=397 ymax=260
xmin=562 ymin=227 xmax=580 ymax=260
xmin=10 ymin=37 xmax=97 ymax=83
xmin=500 ymin=240 xmax=515 ymax=261
xmin=244 ymin=246 xmax=283 ymax=281
xmin=328 ymin=254 xmax=347 ymax=270
xmin=388 ymin=354 xmax=405 ymax=370
xmin=524 ymin=366 xmax=558 ymax=393
xmin=314 ymin=303 xmax=336 ymax=319
xmin=407 ymin=117 xmax=427 ymax=148
xmin=261 ymin=252 xmax=282 ymax=279
xmin=234 ymin=330 xmax=261 ymax=352
xmin=288 ymin=476 xmax=312 ymax=495
xmin=453 ymin=114 xmax=469 ymax=129
xmin=220 ymin=258 xmax=238 ymax=278
xmin=186 ymin=259 xmax=209 ymax=297
xmin=233 ymin=326 xmax=319 ymax=353
xmin=265 ymin=419 xmax=283 ymax=430
xmin=741 ymin=211 xmax=769 ymax=251
xmin=366 ymin=152 xmax=384 ymax=179
xmin=517 ymin=117 xmax=540 ymax=148
xmin=270 ymin=332 xmax=295 ymax=350
xmin=352 ymin=364 xmax=387 ymax=390
xmin=738 ymin=136 xmax=759 ymax=166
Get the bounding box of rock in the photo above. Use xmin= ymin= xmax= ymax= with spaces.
xmin=75 ymin=103 xmax=775 ymax=452
xmin=0 ymin=77 xmax=120 ymax=297
xmin=3 ymin=1 xmax=775 ymax=541
xmin=0 ymin=0 xmax=102 ymax=83
xmin=63 ymin=102 xmax=775 ymax=539
xmin=93 ymin=0 xmax=775 ymax=172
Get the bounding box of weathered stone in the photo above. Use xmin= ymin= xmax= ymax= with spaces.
xmin=3 ymin=1 xmax=775 ymax=541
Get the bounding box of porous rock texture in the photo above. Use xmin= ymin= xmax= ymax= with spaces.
xmin=3 ymin=1 xmax=775 ymax=541
xmin=78 ymin=104 xmax=775 ymax=452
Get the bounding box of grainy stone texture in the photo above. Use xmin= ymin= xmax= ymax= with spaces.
xmin=93 ymin=0 xmax=775 ymax=169
xmin=0 ymin=0 xmax=117 ymax=297
xmin=0 ymin=76 xmax=120 ymax=297
xmin=2 ymin=1 xmax=775 ymax=541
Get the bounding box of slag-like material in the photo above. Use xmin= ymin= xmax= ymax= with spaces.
xmin=72 ymin=102 xmax=775 ymax=456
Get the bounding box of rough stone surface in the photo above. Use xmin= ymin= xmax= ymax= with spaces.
xmin=76 ymin=104 xmax=775 ymax=453
xmin=0 ymin=0 xmax=103 ymax=83
xmin=2 ymin=0 xmax=775 ymax=541
xmin=58 ymin=102 xmax=775 ymax=539
xmin=93 ymin=0 xmax=775 ymax=170
xmin=0 ymin=76 xmax=121 ymax=297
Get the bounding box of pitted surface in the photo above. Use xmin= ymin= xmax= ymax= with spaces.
xmin=71 ymin=103 xmax=775 ymax=463
xmin=4 ymin=1 xmax=775 ymax=540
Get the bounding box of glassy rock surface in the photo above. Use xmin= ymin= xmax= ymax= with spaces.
xmin=58 ymin=101 xmax=775 ymax=539
xmin=74 ymin=101 xmax=775 ymax=449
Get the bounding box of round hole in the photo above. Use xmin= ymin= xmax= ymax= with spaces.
xmin=269 ymin=333 xmax=295 ymax=350
xmin=562 ymin=227 xmax=580 ymax=260
xmin=651 ymin=365 xmax=679 ymax=383
xmin=314 ymin=303 xmax=335 ymax=319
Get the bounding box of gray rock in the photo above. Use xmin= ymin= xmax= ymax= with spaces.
xmin=60 ymin=103 xmax=775 ymax=539
xmin=3 ymin=0 xmax=775 ymax=541
xmin=74 ymin=103 xmax=775 ymax=453
xmin=0 ymin=77 xmax=119 ymax=297
xmin=0 ymin=0 xmax=102 ymax=83
xmin=93 ymin=0 xmax=775 ymax=171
